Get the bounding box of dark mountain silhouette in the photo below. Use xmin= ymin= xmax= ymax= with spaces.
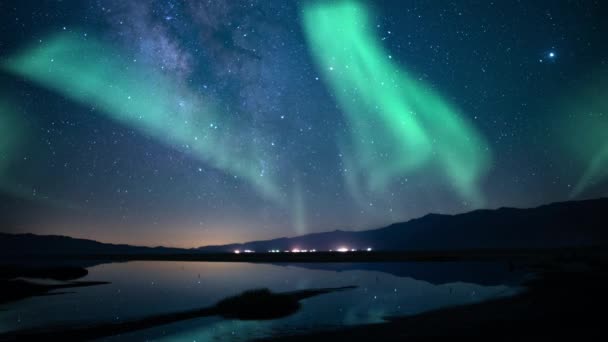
xmin=0 ymin=232 xmax=188 ymax=256
xmin=1 ymin=198 xmax=606 ymax=256
xmin=196 ymin=197 xmax=608 ymax=252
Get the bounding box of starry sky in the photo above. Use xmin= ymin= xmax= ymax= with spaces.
xmin=1 ymin=0 xmax=607 ymax=247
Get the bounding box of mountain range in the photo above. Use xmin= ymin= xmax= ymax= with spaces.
xmin=0 ymin=232 xmax=187 ymax=256
xmin=196 ymin=197 xmax=608 ymax=253
xmin=1 ymin=197 xmax=607 ymax=256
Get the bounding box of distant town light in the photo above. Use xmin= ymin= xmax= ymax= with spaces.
xmin=234 ymin=250 xmax=240 ymax=254
xmin=351 ymin=248 xmax=356 ymax=252
xmin=366 ymin=247 xmax=372 ymax=252
xmin=292 ymin=248 xmax=301 ymax=253
xmin=337 ymin=247 xmax=349 ymax=252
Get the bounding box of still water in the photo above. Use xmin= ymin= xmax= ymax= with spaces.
xmin=0 ymin=261 xmax=519 ymax=340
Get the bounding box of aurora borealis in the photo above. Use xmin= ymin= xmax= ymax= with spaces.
xmin=556 ymin=68 xmax=608 ymax=199
xmin=1 ymin=0 xmax=607 ymax=247
xmin=3 ymin=32 xmax=282 ymax=203
xmin=302 ymin=2 xmax=490 ymax=205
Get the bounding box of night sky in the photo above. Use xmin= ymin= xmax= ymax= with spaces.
xmin=1 ymin=0 xmax=607 ymax=247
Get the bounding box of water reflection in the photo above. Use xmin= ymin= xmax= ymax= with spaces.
xmin=0 ymin=261 xmax=518 ymax=341
xmin=277 ymin=261 xmax=524 ymax=286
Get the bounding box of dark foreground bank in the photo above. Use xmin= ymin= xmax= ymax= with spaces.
xmin=262 ymin=264 xmax=608 ymax=341
xmin=0 ymin=265 xmax=109 ymax=305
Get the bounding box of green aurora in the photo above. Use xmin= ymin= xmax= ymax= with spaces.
xmin=558 ymin=70 xmax=608 ymax=198
xmin=3 ymin=33 xmax=283 ymax=204
xmin=302 ymin=1 xmax=491 ymax=205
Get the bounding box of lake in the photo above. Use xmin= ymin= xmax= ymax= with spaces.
xmin=0 ymin=261 xmax=521 ymax=341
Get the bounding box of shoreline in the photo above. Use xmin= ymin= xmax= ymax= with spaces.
xmin=2 ymin=246 xmax=605 ymax=264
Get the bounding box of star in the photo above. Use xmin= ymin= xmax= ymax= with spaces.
xmin=539 ymin=51 xmax=557 ymax=63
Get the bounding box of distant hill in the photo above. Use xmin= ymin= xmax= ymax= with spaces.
xmin=196 ymin=198 xmax=608 ymax=253
xmin=0 ymin=233 xmax=189 ymax=256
